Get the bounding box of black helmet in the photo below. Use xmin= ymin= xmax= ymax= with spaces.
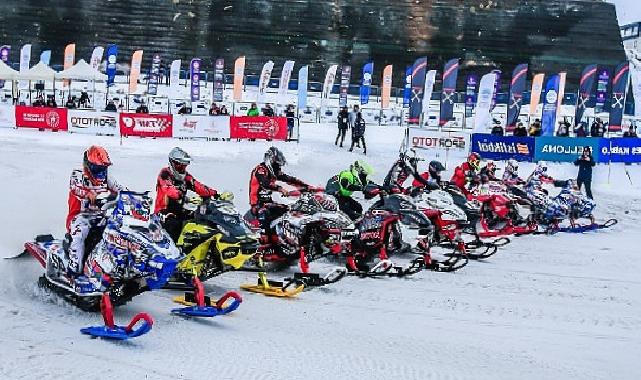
xmin=428 ymin=160 xmax=445 ymax=173
xmin=264 ymin=146 xmax=286 ymax=174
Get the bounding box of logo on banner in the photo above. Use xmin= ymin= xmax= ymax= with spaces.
xmin=412 ymin=136 xmax=467 ymax=150
xmin=545 ymin=89 xmax=557 ymax=104
xmin=71 ymin=115 xmax=117 ymax=129
xmin=237 ymin=119 xmax=281 ymax=137
xmin=476 ymin=140 xmax=530 ymax=155
xmin=45 ymin=111 xmax=61 ymax=129
xmin=122 ymin=116 xmax=171 ymax=132
xmin=541 ymin=144 xmax=584 ymax=155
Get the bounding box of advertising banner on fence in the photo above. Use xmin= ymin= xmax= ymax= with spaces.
xmin=119 ymin=113 xmax=172 ymax=138
xmin=173 ymin=115 xmax=231 ymax=139
xmin=408 ymin=128 xmax=470 ymax=156
xmin=0 ymin=104 xmax=15 ymax=128
xmin=213 ymin=58 xmax=225 ymax=102
xmin=600 ymin=138 xmax=641 ymax=163
xmin=15 ymin=106 xmax=68 ymax=131
xmin=534 ymin=136 xmax=601 ymax=162
xmin=68 ymin=111 xmax=118 ymax=135
xmin=229 ymin=116 xmax=288 ymax=140
xmin=471 ymin=133 xmax=535 ymax=162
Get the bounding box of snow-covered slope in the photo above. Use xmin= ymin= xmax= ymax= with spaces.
xmin=0 ymin=125 xmax=639 ymax=380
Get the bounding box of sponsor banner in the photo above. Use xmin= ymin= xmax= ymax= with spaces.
xmin=506 ymin=63 xmax=528 ymax=130
xmin=190 ymin=58 xmax=202 ymax=101
xmin=15 ymin=106 xmax=68 ymax=131
xmin=608 ymin=61 xmax=630 ymax=132
xmin=68 ymin=111 xmax=118 ymax=135
xmin=439 ymin=58 xmax=459 ymax=126
xmin=213 ymin=58 xmax=225 ymax=102
xmin=147 ymin=53 xmax=161 ymax=95
xmin=229 ymin=116 xmax=288 ymax=140
xmin=632 ymin=64 xmax=641 ymax=119
xmin=278 ymin=60 xmax=295 ymax=101
xmin=90 ymin=46 xmax=104 ymax=70
xmin=490 ymin=69 xmax=501 ymax=111
xmin=471 ymin=133 xmax=535 ymax=162
xmin=381 ymin=64 xmax=393 ymax=109
xmin=541 ymin=74 xmax=560 ymax=136
xmin=575 ymin=64 xmax=597 ymax=126
xmin=595 ymin=68 xmax=609 ymax=114
xmin=529 ymin=73 xmax=545 ymax=117
xmin=63 ymin=43 xmax=75 ymax=87
xmin=534 ymin=136 xmax=601 ymax=163
xmin=360 ymin=62 xmax=373 ymax=105
xmin=339 ymin=65 xmax=351 ymax=107
xmin=403 ymin=65 xmax=412 ymax=108
xmin=169 ymin=59 xmax=181 ymax=88
xmin=119 ymin=113 xmax=172 ymax=138
xmin=297 ymin=65 xmax=309 ymax=109
xmin=39 ymin=50 xmax=51 ymax=65
xmin=408 ymin=128 xmax=470 ymax=155
xmin=322 ymin=64 xmax=338 ymax=101
xmin=0 ymin=45 xmax=10 ymax=88
xmin=409 ymin=57 xmax=427 ymax=123
xmin=173 ymin=115 xmax=231 ymax=139
xmin=464 ymin=74 xmax=478 ymax=118
xmin=600 ymin=138 xmax=641 ymax=163
xmin=473 ymin=73 xmax=497 ymax=133
xmin=129 ymin=50 xmax=143 ymax=93
xmin=20 ymin=44 xmax=31 ymax=73
xmin=422 ymin=70 xmax=437 ymax=116
xmin=0 ymin=104 xmax=16 ymax=128
xmin=258 ymin=60 xmax=274 ymax=102
xmin=233 ymin=56 xmax=245 ymax=101
xmin=106 ymin=44 xmax=118 ymax=87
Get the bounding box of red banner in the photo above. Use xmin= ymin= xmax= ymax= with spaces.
xmin=119 ymin=113 xmax=173 ymax=137
xmin=15 ymin=106 xmax=68 ymax=131
xmin=229 ymin=116 xmax=288 ymax=140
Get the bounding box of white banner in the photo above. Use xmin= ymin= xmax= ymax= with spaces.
xmin=170 ymin=59 xmax=181 ymax=89
xmin=68 ymin=110 xmax=118 ymax=135
xmin=408 ymin=128 xmax=471 ymax=163
xmin=422 ymin=70 xmax=437 ymax=114
xmin=173 ymin=115 xmax=230 ymax=139
xmin=90 ymin=46 xmax=104 ymax=70
xmin=631 ymin=64 xmax=641 ymax=119
xmin=473 ymin=73 xmax=497 ymax=133
xmin=322 ymin=65 xmax=338 ymax=101
xmin=0 ymin=104 xmax=16 ymax=128
xmin=278 ymin=60 xmax=295 ymax=101
xmin=257 ymin=61 xmax=274 ymax=102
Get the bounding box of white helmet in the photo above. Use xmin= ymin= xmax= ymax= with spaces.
xmin=168 ymin=147 xmax=191 ymax=181
xmin=506 ymin=159 xmax=518 ymax=174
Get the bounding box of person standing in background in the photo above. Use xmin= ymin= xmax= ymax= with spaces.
xmin=285 ymin=104 xmax=296 ymax=139
xmin=336 ymin=106 xmax=349 ymax=147
xmin=349 ymin=112 xmax=366 ymax=155
xmin=349 ymin=104 xmax=360 ymax=148
xmin=574 ymin=146 xmax=595 ymax=199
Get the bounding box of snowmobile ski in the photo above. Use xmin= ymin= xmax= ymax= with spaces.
xmin=172 ymin=277 xmax=242 ymax=318
xmin=285 ymin=267 xmax=348 ymax=288
xmin=80 ymin=293 xmax=154 ymax=340
xmin=556 ymin=218 xmax=618 ymax=233
xmin=240 ymin=272 xmax=305 ymax=298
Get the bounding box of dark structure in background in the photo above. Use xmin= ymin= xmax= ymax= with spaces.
xmin=0 ymin=0 xmax=625 ymax=92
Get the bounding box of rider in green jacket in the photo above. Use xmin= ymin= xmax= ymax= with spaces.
xmin=326 ymin=160 xmax=373 ymax=220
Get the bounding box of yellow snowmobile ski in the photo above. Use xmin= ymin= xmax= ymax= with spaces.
xmin=240 ymin=272 xmax=305 ymax=298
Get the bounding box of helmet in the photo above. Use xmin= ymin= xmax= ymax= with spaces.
xmin=428 ymin=160 xmax=445 ymax=174
xmin=168 ymin=147 xmax=191 ymax=181
xmin=534 ymin=161 xmax=548 ymax=176
xmin=264 ymin=146 xmax=286 ymax=175
xmin=506 ymin=159 xmax=518 ymax=174
xmin=83 ymin=146 xmax=112 ymax=185
xmin=467 ymin=153 xmax=481 ymax=171
xmin=351 ymin=160 xmax=373 ymax=183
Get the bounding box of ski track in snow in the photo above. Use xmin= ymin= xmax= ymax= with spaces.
xmin=0 ymin=126 xmax=640 ymax=380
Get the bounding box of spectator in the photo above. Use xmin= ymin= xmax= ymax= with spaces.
xmin=490 ymin=119 xmax=504 ymax=136
xmin=349 ymin=112 xmax=366 ymax=155
xmin=136 ymin=101 xmax=149 ymax=114
xmin=263 ymin=103 xmax=275 ymax=117
xmin=285 ymin=104 xmax=296 ymax=139
xmin=208 ymin=102 xmax=220 ymax=116
xmin=336 ymin=106 xmax=349 ymax=146
xmin=574 ymin=146 xmax=595 ymax=199
xmin=623 ymin=125 xmax=638 ymax=138
xmin=349 ymin=105 xmax=361 ymax=148
xmin=528 ymin=119 xmax=542 ymax=137
xmin=513 ymin=122 xmax=528 ymax=137
xmin=247 ymin=103 xmax=260 ymax=116
xmin=178 ymin=103 xmax=191 ymax=114
xmin=590 ymin=118 xmax=604 ymax=137
xmin=105 ymin=100 xmax=117 ymax=112
xmin=79 ymin=91 xmax=90 ymax=108
xmin=574 ymin=121 xmax=588 ymax=137
xmin=557 ymin=121 xmax=570 ymax=137
xmin=45 ymin=96 xmax=57 ymax=108
xmin=65 ymin=96 xmax=76 ymax=109
xmin=32 ymin=96 xmax=45 ymax=107
xmin=118 ymin=103 xmax=125 ymax=113
xmin=219 ymin=105 xmax=229 ymax=116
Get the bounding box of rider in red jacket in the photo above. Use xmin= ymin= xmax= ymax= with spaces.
xmin=451 ymin=153 xmax=481 ymax=196
xmin=249 ymin=147 xmax=308 ymax=232
xmin=155 ymin=147 xmax=218 ymax=240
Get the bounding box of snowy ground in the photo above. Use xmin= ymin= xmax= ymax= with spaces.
xmin=0 ymin=124 xmax=640 ymax=380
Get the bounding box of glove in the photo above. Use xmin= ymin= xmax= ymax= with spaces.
xmin=186 ymin=195 xmax=203 ymax=205
xmin=218 ymin=191 xmax=234 ymax=201
xmin=279 ymin=188 xmax=289 ymax=196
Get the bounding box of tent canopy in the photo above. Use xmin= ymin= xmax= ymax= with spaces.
xmin=55 ymin=59 xmax=107 ymax=81
xmin=16 ymin=62 xmax=56 ymax=81
xmin=0 ymin=60 xmax=18 ymax=80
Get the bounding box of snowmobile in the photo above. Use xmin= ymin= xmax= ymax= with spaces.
xmin=242 ymin=190 xmax=350 ymax=294
xmin=353 ymin=184 xmax=468 ymax=275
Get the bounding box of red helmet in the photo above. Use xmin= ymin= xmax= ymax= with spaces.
xmin=83 ymin=146 xmax=112 ymax=184
xmin=467 ymin=153 xmax=481 ymax=171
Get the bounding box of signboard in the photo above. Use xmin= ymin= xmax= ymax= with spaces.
xmin=534 ymin=136 xmax=601 ymax=162
xmin=0 ymin=104 xmax=15 ymax=128
xmin=15 ymin=106 xmax=68 ymax=131
xmin=68 ymin=111 xmax=118 ymax=135
xmin=119 ymin=113 xmax=173 ymax=137
xmin=599 ymin=138 xmax=641 ymax=163
xmin=471 ymin=134 xmax=535 ymax=162
xmin=173 ymin=115 xmax=230 ymax=139
xmin=229 ymin=116 xmax=288 ymax=140
xmin=408 ymin=128 xmax=470 ymax=155
xmin=595 ymin=68 xmax=609 ymax=114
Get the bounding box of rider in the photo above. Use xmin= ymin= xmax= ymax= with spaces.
xmin=326 ymin=160 xmax=373 ymax=220
xmin=383 ymin=152 xmax=433 ymax=193
xmin=502 ymin=159 xmax=524 ymax=185
xmin=411 ymin=160 xmax=446 ymax=193
xmin=479 ymin=161 xmax=499 ymax=182
xmin=451 ymin=153 xmax=481 ymax=195
xmin=154 ymin=147 xmax=218 ymax=241
xmin=249 ymin=147 xmax=309 ymax=233
xmin=67 ymin=146 xmax=124 ymax=275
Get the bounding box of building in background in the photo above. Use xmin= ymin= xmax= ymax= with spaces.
xmin=621 ymin=22 xmax=641 ymax=60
